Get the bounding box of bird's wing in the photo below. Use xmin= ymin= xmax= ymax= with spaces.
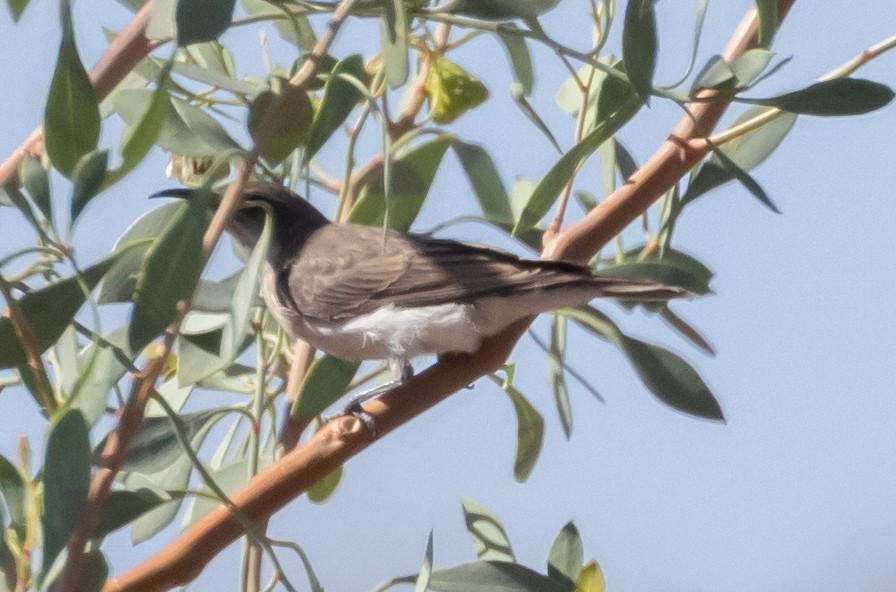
xmin=283 ymin=224 xmax=606 ymax=321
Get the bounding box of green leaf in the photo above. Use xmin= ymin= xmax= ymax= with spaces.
xmin=600 ymin=247 xmax=714 ymax=295
xmin=305 ymin=55 xmax=366 ymax=162
xmin=439 ymin=0 xmax=561 ymax=20
xmin=248 ymin=82 xmax=313 ymax=164
xmin=94 ymin=489 xmax=168 ymax=538
xmin=414 ymin=530 xmax=434 ymax=592
xmin=753 ymin=78 xmax=895 ymax=116
xmin=513 ymin=85 xmax=641 ymax=235
xmin=349 ymin=135 xmax=455 ymax=231
xmin=548 ymin=314 xmax=572 ymax=438
xmin=0 ymin=454 xmax=26 ymax=529
xmin=548 ymin=521 xmax=583 ymax=589
xmin=182 ymin=456 xmax=249 ymax=524
xmin=0 ymin=252 xmax=132 ymax=369
xmin=503 ymin=383 xmax=544 ymax=482
xmin=684 ymin=105 xmax=796 ymax=204
xmin=425 ymin=561 xmax=567 ymax=592
xmin=6 ymin=0 xmax=29 ymax=21
xmin=104 ymin=409 xmax=221 ymax=473
xmin=622 ymin=0 xmax=657 ymax=103
xmin=72 ymin=327 xmax=133 ymax=426
xmin=426 ymin=56 xmax=489 ymax=124
xmin=755 ymin=0 xmax=777 ymax=48
xmin=128 ymin=188 xmax=209 ymax=352
xmin=709 ymin=143 xmax=780 ymax=213
xmin=175 ymin=0 xmax=236 ymax=45
xmin=20 ymin=155 xmax=52 ymax=221
xmin=453 ymin=141 xmax=513 ymax=227
xmin=121 ymin=459 xmax=192 ymax=543
xmin=240 ymin=0 xmax=316 ymax=50
xmin=42 ymin=410 xmax=91 ymax=578
xmin=108 ymin=61 xmax=174 ymax=186
xmin=44 ymin=0 xmax=100 ymax=178
xmin=565 ymin=307 xmax=724 ymax=420
xmin=112 ymin=89 xmax=240 ymax=157
xmin=296 ymin=356 xmax=360 ymax=418
xmin=70 ymin=149 xmax=109 ymax=222
xmin=307 ymin=465 xmax=343 ymax=503
xmin=98 ymin=202 xmax=183 ymax=304
xmin=462 ymin=497 xmax=515 ymax=563
xmin=79 ymin=550 xmax=109 ymax=592
xmin=381 ymin=0 xmax=409 ymax=88
xmin=497 ymin=26 xmax=534 ymax=97
xmin=730 ymin=49 xmax=775 ymax=87
xmin=177 ymin=212 xmax=270 ymax=385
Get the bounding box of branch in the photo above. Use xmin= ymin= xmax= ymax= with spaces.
xmin=102 ymin=2 xmax=799 ymax=590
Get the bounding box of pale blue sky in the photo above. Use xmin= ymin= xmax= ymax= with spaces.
xmin=1 ymin=1 xmax=895 ymax=591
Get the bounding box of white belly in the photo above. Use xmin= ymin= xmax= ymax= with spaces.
xmin=261 ymin=267 xmax=484 ymax=361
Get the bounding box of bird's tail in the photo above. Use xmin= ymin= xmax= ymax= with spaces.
xmin=588 ymin=275 xmax=693 ymax=301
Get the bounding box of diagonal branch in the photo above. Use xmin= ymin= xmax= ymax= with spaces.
xmin=102 ymin=1 xmax=798 ymax=591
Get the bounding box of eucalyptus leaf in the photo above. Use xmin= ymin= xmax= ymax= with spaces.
xmin=497 ymin=26 xmax=534 ymax=96
xmin=600 ymin=247 xmax=714 ymax=295
xmin=547 ymin=521 xmax=583 ymax=589
xmin=752 ymin=78 xmax=895 ymax=116
xmin=41 ymin=410 xmax=91 ymax=578
xmin=44 ymin=0 xmax=100 ymax=177
xmin=103 ymin=408 xmax=222 ymax=474
xmin=548 ymin=315 xmax=572 ymax=438
xmin=755 ymin=0 xmax=777 ymax=48
xmin=20 ymin=156 xmax=52 ymax=221
xmin=122 ymin=458 xmax=192 ymax=543
xmin=182 ymin=456 xmax=249 ymax=525
xmin=513 ymin=82 xmax=641 ymax=235
xmin=70 ymin=149 xmax=109 ymax=222
xmin=622 ymin=0 xmax=657 ymax=103
xmin=462 ymin=497 xmax=514 ymax=562
xmin=72 ymin=327 xmax=133 ymax=427
xmin=307 ymin=464 xmax=343 ymax=503
xmin=296 ymin=356 xmax=360 ymax=418
xmin=98 ymin=201 xmax=184 ymax=304
xmin=684 ymin=105 xmax=796 ymax=204
xmin=0 ymin=454 xmax=25 ymax=529
xmin=128 ymin=188 xmax=209 ymax=352
xmin=438 ymin=0 xmax=561 ymax=20
xmin=453 ymin=141 xmax=513 ymax=227
xmin=6 ymin=0 xmax=29 ymax=20
xmin=565 ymin=307 xmax=724 ymax=421
xmin=306 ymin=55 xmax=366 ymax=162
xmin=349 ymin=135 xmax=454 ymax=231
xmin=381 ymin=0 xmax=409 ymax=88
xmin=0 ymin=251 xmax=134 ymax=369
xmin=414 ymin=530 xmax=435 ymax=592
xmin=175 ymin=0 xmax=236 ymax=46
xmin=248 ymin=83 xmax=313 ymax=164
xmin=502 ymin=382 xmax=544 ymax=482
xmin=94 ymin=489 xmax=169 ymax=539
xmin=424 ymin=561 xmax=567 ymax=592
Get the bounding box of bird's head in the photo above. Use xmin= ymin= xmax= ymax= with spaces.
xmin=152 ymin=181 xmax=330 ymax=261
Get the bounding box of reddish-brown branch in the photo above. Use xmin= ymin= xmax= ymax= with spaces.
xmin=102 ymin=2 xmax=799 ymax=590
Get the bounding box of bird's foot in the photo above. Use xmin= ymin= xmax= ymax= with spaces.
xmin=321 ymin=362 xmax=414 ymax=435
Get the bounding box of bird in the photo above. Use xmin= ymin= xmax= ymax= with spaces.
xmin=155 ymin=181 xmax=690 ymax=412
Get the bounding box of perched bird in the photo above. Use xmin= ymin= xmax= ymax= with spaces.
xmin=156 ymin=182 xmax=689 ymax=408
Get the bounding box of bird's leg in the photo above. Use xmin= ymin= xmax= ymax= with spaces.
xmin=322 ymin=360 xmax=413 ymax=432
xmin=342 ymin=360 xmax=413 ymax=413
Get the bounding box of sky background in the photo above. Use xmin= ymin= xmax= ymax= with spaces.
xmin=1 ymin=1 xmax=896 ymax=591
